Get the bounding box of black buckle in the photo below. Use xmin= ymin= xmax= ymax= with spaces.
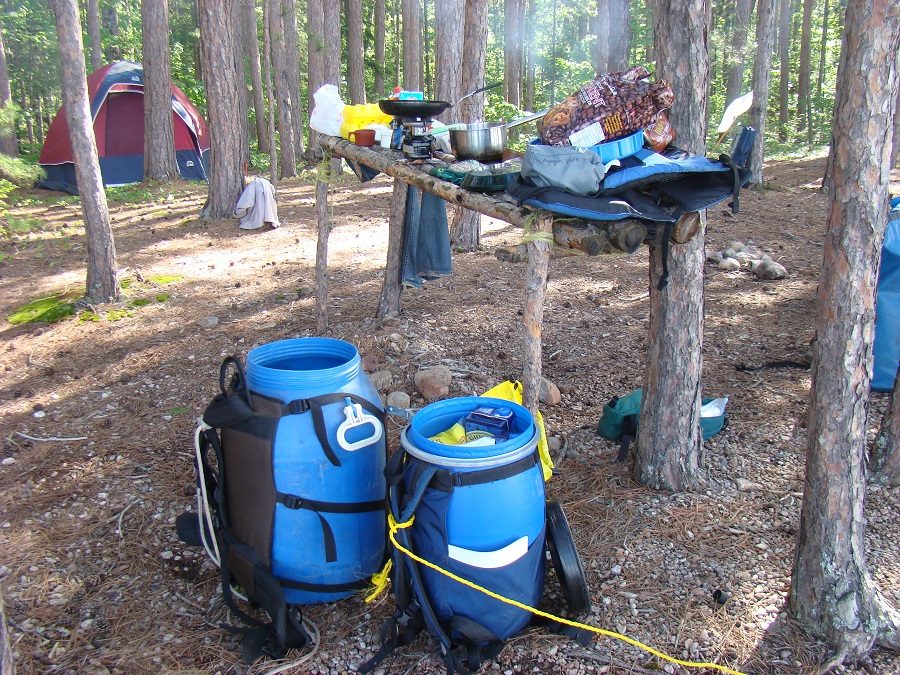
xmin=280 ymin=494 xmax=303 ymax=509
xmin=287 ymin=399 xmax=310 ymax=415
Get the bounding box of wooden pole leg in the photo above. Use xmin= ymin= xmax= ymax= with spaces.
xmin=522 ymin=214 xmax=553 ymax=413
xmin=377 ymin=178 xmax=408 ymax=319
xmin=314 ymin=153 xmax=332 ymax=333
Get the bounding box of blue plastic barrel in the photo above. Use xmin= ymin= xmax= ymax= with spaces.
xmin=401 ymin=397 xmax=546 ymax=639
xmin=246 ymin=337 xmax=386 ymax=604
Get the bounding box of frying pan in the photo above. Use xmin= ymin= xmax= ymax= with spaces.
xmin=377 ymin=82 xmax=502 ymax=120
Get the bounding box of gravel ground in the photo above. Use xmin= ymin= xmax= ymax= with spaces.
xmin=0 ymin=156 xmax=897 ymax=675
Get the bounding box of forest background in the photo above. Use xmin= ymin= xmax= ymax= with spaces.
xmin=0 ymin=0 xmax=853 ymax=175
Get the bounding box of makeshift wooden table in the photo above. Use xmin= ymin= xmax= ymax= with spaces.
xmin=313 ymin=135 xmax=701 ymax=411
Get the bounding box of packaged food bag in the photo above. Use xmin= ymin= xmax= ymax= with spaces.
xmin=538 ymin=67 xmax=675 ymax=147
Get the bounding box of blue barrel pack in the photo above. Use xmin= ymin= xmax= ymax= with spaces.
xmin=384 ymin=396 xmax=546 ymax=663
xmin=191 ymin=337 xmax=386 ymax=658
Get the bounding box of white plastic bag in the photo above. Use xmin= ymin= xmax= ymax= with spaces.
xmin=309 ymin=84 xmax=345 ymax=136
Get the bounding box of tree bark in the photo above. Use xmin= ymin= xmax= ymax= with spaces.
xmin=434 ymin=0 xmax=464 ymax=122
xmin=262 ymin=0 xmax=278 ymax=182
xmin=593 ymin=0 xmax=610 ymax=75
xmin=102 ymin=2 xmax=121 ymax=61
xmin=281 ymin=0 xmax=305 ymax=153
xmin=796 ymin=0 xmax=813 ymax=132
xmin=51 ymin=0 xmax=120 ymax=302
xmin=315 ymin=160 xmax=331 ymax=331
xmin=777 ymin=0 xmax=791 ymax=140
xmin=0 ymin=19 xmax=16 ymax=157
xmin=0 ymin=592 xmax=13 ymax=675
xmin=86 ymin=0 xmax=103 ymax=71
xmin=504 ymin=0 xmax=522 ymax=106
xmin=244 ymin=0 xmax=270 ymax=154
xmin=521 ymin=214 xmax=552 ymax=413
xmin=789 ymin=0 xmax=900 ymax=661
xmin=307 ymin=0 xmax=324 ymax=154
xmin=347 ymin=0 xmax=366 ymax=103
xmin=267 ymin=0 xmax=297 ymax=177
xmin=892 ymin=80 xmax=900 ymax=169
xmin=726 ymin=0 xmax=754 ymax=107
xmin=635 ymin=0 xmax=710 ymax=492
xmin=450 ymin=0 xmax=487 ymax=251
xmin=608 ymin=0 xmax=630 ymax=72
xmin=142 ymin=0 xmax=179 ymax=181
xmin=816 ymin=0 xmax=830 ymax=106
xmin=524 ymin=0 xmax=535 ymax=109
xmin=749 ymin=0 xmax=776 ymax=186
xmin=374 ymin=0 xmax=386 ymax=95
xmin=377 ymin=178 xmax=408 ymax=318
xmin=402 ymin=0 xmax=421 ymax=91
xmin=323 ymin=0 xmax=341 ymax=172
xmin=199 ymin=0 xmax=245 ymax=219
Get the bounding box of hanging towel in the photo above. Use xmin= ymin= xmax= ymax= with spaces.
xmin=234 ymin=177 xmax=280 ymax=230
xmin=401 ymin=186 xmax=452 ymax=288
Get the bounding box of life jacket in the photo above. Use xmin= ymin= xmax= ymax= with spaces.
xmin=178 ymin=356 xmax=388 ymax=661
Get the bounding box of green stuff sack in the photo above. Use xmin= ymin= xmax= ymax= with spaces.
xmin=596 ymin=389 xmax=728 ymax=461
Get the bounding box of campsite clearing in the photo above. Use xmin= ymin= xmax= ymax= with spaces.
xmin=0 ymin=156 xmax=897 ymax=675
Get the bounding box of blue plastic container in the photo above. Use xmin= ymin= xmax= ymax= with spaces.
xmin=529 ymin=129 xmax=645 ymax=163
xmin=246 ymin=337 xmax=386 ymax=604
xmin=401 ymin=397 xmax=546 ymax=639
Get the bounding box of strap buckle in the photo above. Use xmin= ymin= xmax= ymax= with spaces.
xmin=280 ymin=494 xmax=303 ymax=510
xmin=287 ymin=399 xmax=310 ymax=415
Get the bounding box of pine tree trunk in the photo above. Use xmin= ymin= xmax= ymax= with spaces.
xmin=323 ymin=0 xmax=340 ymax=88
xmin=434 ymin=0 xmax=464 ymax=119
xmin=51 ymin=0 xmax=120 ymax=302
xmin=199 ymin=0 xmax=245 ymax=219
xmin=244 ymin=0 xmax=270 ymax=154
xmin=816 ymin=0 xmax=829 ymax=108
xmin=347 ymin=0 xmax=366 ymax=103
xmin=36 ymin=94 xmax=44 ymax=144
xmin=789 ymin=1 xmax=900 ymax=661
xmin=635 ymin=0 xmax=710 ymax=492
xmin=402 ymin=0 xmax=421 ymax=90
xmin=891 ymin=82 xmax=900 ymax=169
xmin=375 ymin=0 xmax=386 ymax=95
xmin=504 ymin=0 xmax=522 ymax=106
xmin=450 ymin=0 xmax=487 ymax=251
xmin=0 ymin=592 xmax=13 ymax=675
xmin=608 ymin=0 xmax=630 ymax=71
xmin=777 ymin=0 xmax=791 ymax=140
xmin=749 ymin=0 xmax=776 ymax=186
xmin=524 ymin=0 xmax=535 ymax=109
xmin=267 ymin=0 xmax=297 ymax=177
xmin=0 ymin=20 xmax=16 ymax=157
xmin=142 ymin=0 xmax=179 ymax=181
xmin=323 ymin=0 xmax=341 ymax=172
xmin=307 ymin=0 xmax=324 ymax=154
xmin=796 ymin=0 xmax=813 ymax=131
xmin=594 ymin=0 xmax=611 ymax=75
xmin=726 ymin=0 xmax=753 ymax=106
xmin=281 ymin=0 xmax=305 ymax=153
xmin=86 ymin=0 xmax=103 ymax=71
xmin=103 ymin=2 xmax=121 ymax=61
xmin=19 ymin=87 xmax=32 ymax=145
xmin=262 ymin=0 xmax=278 ymax=181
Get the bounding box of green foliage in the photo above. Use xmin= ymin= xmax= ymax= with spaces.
xmin=148 ymin=274 xmax=182 ymax=285
xmin=0 ymin=154 xmax=43 ymax=188
xmin=7 ymin=291 xmax=79 ymax=325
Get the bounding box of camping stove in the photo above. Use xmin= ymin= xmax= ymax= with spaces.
xmin=396 ymin=117 xmax=435 ymax=159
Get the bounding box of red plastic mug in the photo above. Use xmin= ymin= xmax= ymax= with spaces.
xmin=349 ymin=129 xmax=376 ymax=147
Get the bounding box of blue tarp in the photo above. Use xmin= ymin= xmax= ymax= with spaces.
xmin=873 ymin=197 xmax=900 ymax=391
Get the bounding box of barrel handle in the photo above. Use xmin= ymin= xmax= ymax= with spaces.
xmin=336 ymin=398 xmax=384 ymax=452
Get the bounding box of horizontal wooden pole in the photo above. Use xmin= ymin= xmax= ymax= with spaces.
xmin=318 ymin=134 xmax=701 ymax=250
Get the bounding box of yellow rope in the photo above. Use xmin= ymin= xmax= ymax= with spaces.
xmin=385 ymin=514 xmax=748 ymax=675
xmin=521 ymin=212 xmax=554 ymax=245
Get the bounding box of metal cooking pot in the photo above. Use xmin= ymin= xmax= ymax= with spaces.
xmin=448 ymin=110 xmax=548 ymax=161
